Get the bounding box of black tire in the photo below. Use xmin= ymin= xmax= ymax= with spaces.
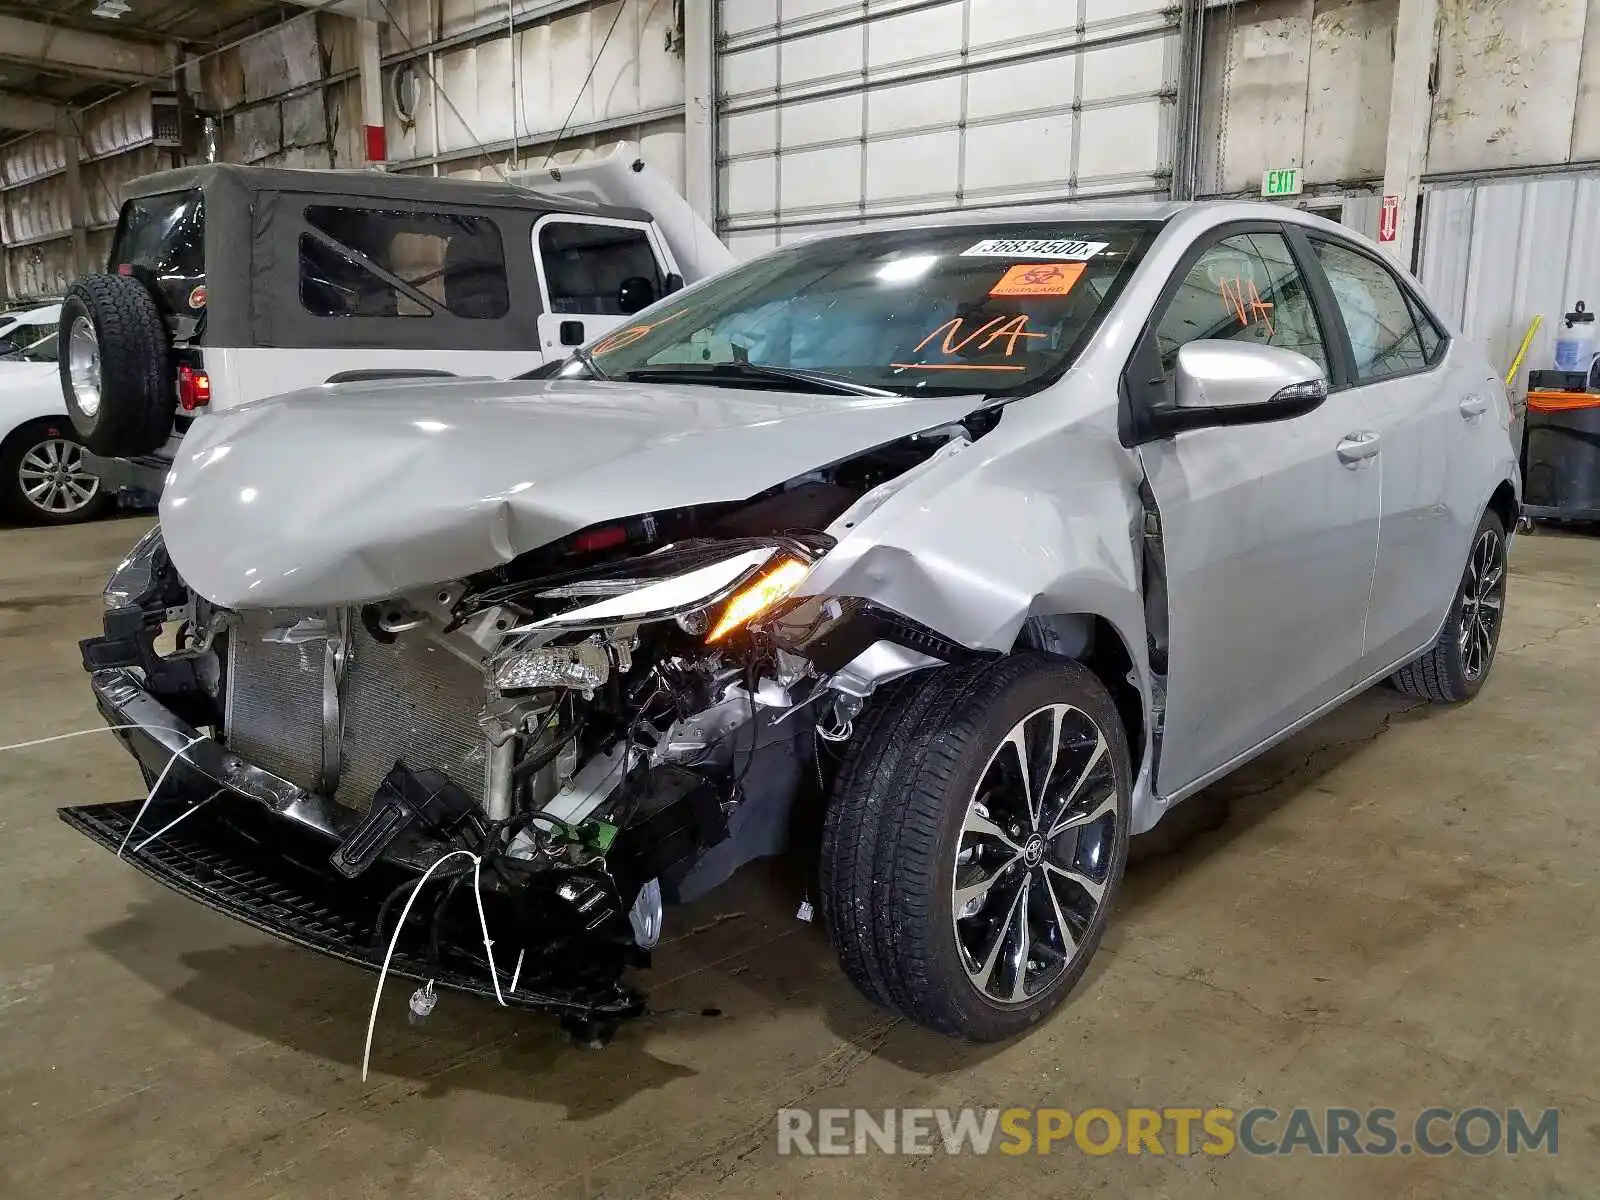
xmin=1389 ymin=507 xmax=1508 ymax=703
xmin=821 ymin=653 xmax=1132 ymax=1041
xmin=58 ymin=274 xmax=173 ymax=458
xmin=0 ymin=418 xmax=114 ymax=526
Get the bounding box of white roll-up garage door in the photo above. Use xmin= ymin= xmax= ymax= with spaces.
xmin=715 ymin=0 xmax=1182 ymax=257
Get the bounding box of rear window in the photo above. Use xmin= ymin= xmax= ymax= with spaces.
xmin=110 ymin=189 xmax=205 ymax=312
xmin=299 ymin=205 xmax=509 ymax=320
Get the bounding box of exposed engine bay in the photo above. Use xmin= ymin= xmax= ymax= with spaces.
xmin=71 ymin=419 xmax=992 ymax=1043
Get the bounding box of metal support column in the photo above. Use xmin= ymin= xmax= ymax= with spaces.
xmin=358 ymin=16 xmax=386 ymax=167
xmin=63 ymin=124 xmax=91 ymax=281
xmin=1171 ymin=0 xmax=1206 ymax=201
xmin=683 ymin=0 xmax=717 ymax=227
xmin=1379 ymin=0 xmax=1438 ymax=267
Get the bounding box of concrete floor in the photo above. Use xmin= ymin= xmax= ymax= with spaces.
xmin=0 ymin=515 xmax=1595 ymax=1199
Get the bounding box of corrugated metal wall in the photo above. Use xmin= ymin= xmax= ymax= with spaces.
xmin=373 ymin=0 xmax=687 ymax=185
xmin=1418 ymin=175 xmax=1600 ymax=389
xmin=0 ymin=91 xmax=174 ymax=302
xmin=716 ymin=0 xmax=1182 ymax=257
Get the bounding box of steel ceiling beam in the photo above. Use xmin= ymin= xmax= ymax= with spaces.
xmin=276 ymin=0 xmax=379 ymax=17
xmin=0 ymin=14 xmax=175 ymax=84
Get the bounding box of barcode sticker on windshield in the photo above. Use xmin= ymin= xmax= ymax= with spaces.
xmin=962 ymin=238 xmax=1109 ymax=260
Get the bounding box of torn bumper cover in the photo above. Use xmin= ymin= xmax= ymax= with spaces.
xmin=60 ymin=669 xmax=646 ymax=1025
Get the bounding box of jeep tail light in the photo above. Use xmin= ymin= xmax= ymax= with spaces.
xmin=177 ymin=364 xmax=211 ymax=410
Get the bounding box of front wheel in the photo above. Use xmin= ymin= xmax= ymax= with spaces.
xmin=821 ymin=654 xmax=1132 ymax=1041
xmin=1390 ymin=508 xmax=1508 ymax=703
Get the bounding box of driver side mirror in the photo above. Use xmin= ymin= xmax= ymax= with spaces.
xmin=1148 ymin=341 xmax=1328 ymax=439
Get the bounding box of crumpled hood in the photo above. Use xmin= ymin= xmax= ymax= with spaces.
xmin=159 ymin=376 xmax=981 ymax=608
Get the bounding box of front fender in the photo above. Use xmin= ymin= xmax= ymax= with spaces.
xmin=798 ymin=420 xmax=1162 ymax=827
xmin=801 ymin=423 xmax=1149 ymax=662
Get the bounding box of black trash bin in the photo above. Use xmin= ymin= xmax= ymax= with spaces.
xmin=1522 ymin=367 xmax=1600 ymax=523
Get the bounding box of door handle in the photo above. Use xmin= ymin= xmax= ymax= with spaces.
xmin=1460 ymin=394 xmax=1488 ymax=420
xmin=1336 ymin=431 xmax=1381 ymax=466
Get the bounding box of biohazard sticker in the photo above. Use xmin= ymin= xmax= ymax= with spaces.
xmin=962 ymin=237 xmax=1108 ymax=260
xmin=990 ymin=262 xmax=1086 ymax=298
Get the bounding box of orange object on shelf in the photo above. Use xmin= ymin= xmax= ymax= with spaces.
xmin=1526 ymin=390 xmax=1600 ymax=412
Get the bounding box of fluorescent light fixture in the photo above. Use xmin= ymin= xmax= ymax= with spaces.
xmin=877 ymin=255 xmax=939 ymax=284
xmin=91 ymin=0 xmax=132 ymax=18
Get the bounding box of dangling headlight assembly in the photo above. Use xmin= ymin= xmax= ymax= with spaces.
xmin=706 ymin=557 xmax=812 ymax=641
xmin=515 ymin=541 xmax=817 ymax=643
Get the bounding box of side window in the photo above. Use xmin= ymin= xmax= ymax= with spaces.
xmin=538 ymin=221 xmax=664 ymax=316
xmin=1154 ymin=231 xmax=1330 ymax=378
xmin=1406 ymin=291 xmax=1447 ymax=364
xmin=1311 ymin=240 xmax=1429 ymax=380
xmin=298 ymin=205 xmax=509 ymax=320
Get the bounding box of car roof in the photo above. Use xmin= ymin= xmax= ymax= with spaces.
xmin=789 ymin=198 xmax=1352 ymax=243
xmin=0 ymin=302 xmax=60 ymax=329
xmin=120 ymin=162 xmax=649 ymax=223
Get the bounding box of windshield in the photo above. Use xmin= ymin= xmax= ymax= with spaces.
xmin=587 ymin=222 xmax=1157 ymax=396
xmin=11 ymin=331 xmax=57 ymax=362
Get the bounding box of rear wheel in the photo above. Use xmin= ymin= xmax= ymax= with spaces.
xmin=0 ymin=419 xmax=112 ymax=525
xmin=822 ymin=654 xmax=1131 ymax=1041
xmin=59 ymin=274 xmax=173 ymax=458
xmin=1390 ymin=508 xmax=1508 ymax=702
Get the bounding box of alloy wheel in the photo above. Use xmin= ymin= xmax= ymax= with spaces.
xmin=952 ymin=703 xmax=1121 ymax=1005
xmin=68 ymin=315 xmax=102 ymax=417
xmin=18 ymin=436 xmax=101 ymax=516
xmin=1458 ymin=527 xmax=1506 ymax=682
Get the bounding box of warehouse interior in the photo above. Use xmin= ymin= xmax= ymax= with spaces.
xmin=1 ymin=1 xmax=1597 ymax=1195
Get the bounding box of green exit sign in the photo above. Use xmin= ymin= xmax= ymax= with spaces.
xmin=1262 ymin=168 xmax=1303 ymax=198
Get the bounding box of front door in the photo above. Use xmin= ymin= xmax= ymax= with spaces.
xmin=533 ymin=215 xmax=674 ymax=356
xmin=1136 ymin=226 xmax=1383 ymax=796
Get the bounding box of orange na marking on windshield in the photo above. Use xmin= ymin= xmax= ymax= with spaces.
xmin=591 ymin=307 xmax=689 ymax=356
xmin=914 ymin=314 xmax=1049 ymax=358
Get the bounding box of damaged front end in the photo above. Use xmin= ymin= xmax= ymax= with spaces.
xmin=65 ymin=428 xmax=981 ymax=1041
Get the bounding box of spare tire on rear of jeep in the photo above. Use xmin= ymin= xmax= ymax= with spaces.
xmin=59 ymin=274 xmax=173 ymax=458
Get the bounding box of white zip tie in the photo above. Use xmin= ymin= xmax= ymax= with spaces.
xmin=9 ymin=720 xmax=514 ymax=1075
xmin=1 ymin=722 xmax=231 ymax=856
xmin=361 ymin=848 xmax=506 ymax=1083
xmin=118 ymin=732 xmax=210 ymax=858
xmin=0 ymin=722 xmax=179 ymax=755
xmin=133 ymin=788 xmax=224 ymax=853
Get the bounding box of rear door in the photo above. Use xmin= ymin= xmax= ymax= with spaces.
xmin=1134 ymin=224 xmax=1382 ymax=796
xmin=532 ymin=215 xmax=676 ymax=356
xmin=1299 ymin=234 xmax=1471 ymax=672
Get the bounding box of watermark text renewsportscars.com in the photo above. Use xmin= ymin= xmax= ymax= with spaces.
xmin=776 ymin=1106 xmax=1559 ymax=1157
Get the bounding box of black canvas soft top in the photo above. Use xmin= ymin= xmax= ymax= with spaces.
xmin=115 ymin=162 xmax=659 ymax=351
xmin=121 ymin=162 xmax=651 ymax=224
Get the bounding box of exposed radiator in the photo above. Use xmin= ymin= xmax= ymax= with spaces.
xmin=226 ymin=610 xmax=489 ymax=812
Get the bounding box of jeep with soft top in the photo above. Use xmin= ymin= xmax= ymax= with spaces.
xmin=58 ymin=145 xmax=731 ymax=495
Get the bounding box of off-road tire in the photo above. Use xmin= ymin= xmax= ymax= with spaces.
xmin=58 ymin=274 xmax=173 ymax=458
xmin=1389 ymin=507 xmax=1509 ymax=703
xmin=821 ymin=653 xmax=1132 ymax=1041
xmin=0 ymin=418 xmax=113 ymax=526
